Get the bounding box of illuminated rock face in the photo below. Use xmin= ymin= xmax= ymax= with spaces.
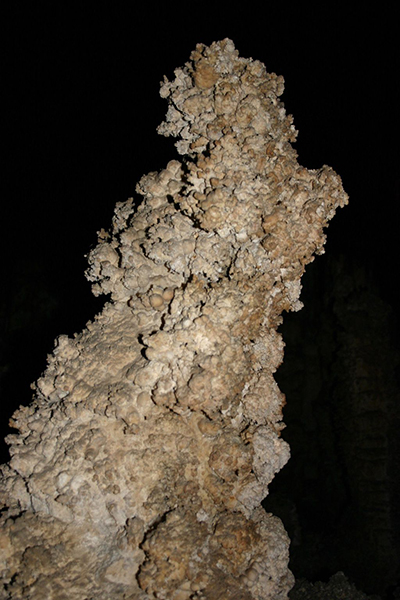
xmin=0 ymin=39 xmax=347 ymax=599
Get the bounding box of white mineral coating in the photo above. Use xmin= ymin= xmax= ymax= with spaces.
xmin=0 ymin=39 xmax=348 ymax=599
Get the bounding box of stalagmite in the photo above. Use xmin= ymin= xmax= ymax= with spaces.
xmin=0 ymin=39 xmax=348 ymax=599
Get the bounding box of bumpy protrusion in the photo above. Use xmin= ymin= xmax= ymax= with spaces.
xmin=0 ymin=39 xmax=347 ymax=599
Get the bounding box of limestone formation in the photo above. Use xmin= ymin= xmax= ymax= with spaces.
xmin=0 ymin=39 xmax=348 ymax=599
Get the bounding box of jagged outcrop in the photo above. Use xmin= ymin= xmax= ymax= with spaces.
xmin=0 ymin=39 xmax=347 ymax=599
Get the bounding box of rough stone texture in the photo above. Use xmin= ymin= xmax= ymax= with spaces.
xmin=0 ymin=39 xmax=347 ymax=599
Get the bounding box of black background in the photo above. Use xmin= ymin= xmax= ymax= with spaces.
xmin=1 ymin=2 xmax=398 ymax=594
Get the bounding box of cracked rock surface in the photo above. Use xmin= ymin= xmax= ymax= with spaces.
xmin=0 ymin=39 xmax=348 ymax=599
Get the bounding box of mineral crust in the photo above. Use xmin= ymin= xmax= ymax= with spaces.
xmin=0 ymin=39 xmax=348 ymax=599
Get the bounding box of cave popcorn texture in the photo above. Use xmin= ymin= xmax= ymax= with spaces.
xmin=0 ymin=39 xmax=348 ymax=599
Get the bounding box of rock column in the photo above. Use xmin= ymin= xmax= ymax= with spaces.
xmin=0 ymin=39 xmax=348 ymax=599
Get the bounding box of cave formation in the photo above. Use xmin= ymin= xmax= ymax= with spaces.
xmin=0 ymin=39 xmax=350 ymax=599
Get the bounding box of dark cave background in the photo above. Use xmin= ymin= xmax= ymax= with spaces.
xmin=1 ymin=4 xmax=399 ymax=598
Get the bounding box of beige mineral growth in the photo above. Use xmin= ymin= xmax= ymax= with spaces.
xmin=0 ymin=39 xmax=348 ymax=599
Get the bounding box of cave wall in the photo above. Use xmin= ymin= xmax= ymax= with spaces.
xmin=264 ymin=255 xmax=400 ymax=596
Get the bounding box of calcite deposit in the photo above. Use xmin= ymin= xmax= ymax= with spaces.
xmin=0 ymin=39 xmax=348 ymax=599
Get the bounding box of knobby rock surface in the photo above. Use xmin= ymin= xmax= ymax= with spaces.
xmin=0 ymin=39 xmax=348 ymax=599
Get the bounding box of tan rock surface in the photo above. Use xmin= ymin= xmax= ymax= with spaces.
xmin=0 ymin=39 xmax=348 ymax=599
